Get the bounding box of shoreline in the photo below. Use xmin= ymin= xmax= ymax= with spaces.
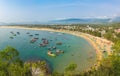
xmin=0 ymin=26 xmax=113 ymax=71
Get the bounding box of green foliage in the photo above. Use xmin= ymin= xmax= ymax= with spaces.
xmin=112 ymin=40 xmax=120 ymax=53
xmin=0 ymin=46 xmax=31 ymax=76
xmin=111 ymin=55 xmax=120 ymax=76
xmin=52 ymin=72 xmax=63 ymax=76
xmin=64 ymin=64 xmax=77 ymax=76
xmin=65 ymin=63 xmax=77 ymax=71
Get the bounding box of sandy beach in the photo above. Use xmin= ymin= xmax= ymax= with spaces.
xmin=0 ymin=26 xmax=113 ymax=70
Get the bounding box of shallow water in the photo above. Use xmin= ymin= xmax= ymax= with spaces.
xmin=0 ymin=28 xmax=97 ymax=72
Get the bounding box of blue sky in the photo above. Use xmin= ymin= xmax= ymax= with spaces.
xmin=0 ymin=0 xmax=120 ymax=22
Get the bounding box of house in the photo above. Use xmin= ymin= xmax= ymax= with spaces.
xmin=115 ymin=29 xmax=120 ymax=33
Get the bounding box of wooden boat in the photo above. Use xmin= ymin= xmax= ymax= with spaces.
xmin=39 ymin=43 xmax=46 ymax=47
xmin=56 ymin=49 xmax=64 ymax=54
xmin=43 ymin=40 xmax=49 ymax=44
xmin=52 ymin=46 xmax=56 ymax=49
xmin=30 ymin=38 xmax=38 ymax=43
xmin=17 ymin=32 xmax=20 ymax=35
xmin=9 ymin=36 xmax=13 ymax=39
xmin=42 ymin=38 xmax=46 ymax=40
xmin=26 ymin=32 xmax=30 ymax=34
xmin=30 ymin=40 xmax=36 ymax=43
xmin=35 ymin=34 xmax=39 ymax=35
xmin=34 ymin=37 xmax=39 ymax=39
xmin=47 ymin=51 xmax=56 ymax=57
xmin=13 ymin=34 xmax=16 ymax=36
xmin=56 ymin=42 xmax=62 ymax=45
xmin=10 ymin=31 xmax=14 ymax=34
xmin=29 ymin=35 xmax=33 ymax=36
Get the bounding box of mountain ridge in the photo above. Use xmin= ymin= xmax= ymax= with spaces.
xmin=0 ymin=16 xmax=120 ymax=25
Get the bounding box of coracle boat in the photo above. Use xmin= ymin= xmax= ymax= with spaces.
xmin=35 ymin=34 xmax=39 ymax=35
xmin=39 ymin=43 xmax=47 ymax=47
xmin=47 ymin=51 xmax=56 ymax=57
xmin=56 ymin=42 xmax=62 ymax=45
xmin=56 ymin=49 xmax=64 ymax=54
xmin=9 ymin=36 xmax=13 ymax=39
xmin=17 ymin=32 xmax=20 ymax=35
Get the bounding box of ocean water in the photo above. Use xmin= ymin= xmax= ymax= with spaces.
xmin=0 ymin=28 xmax=97 ymax=72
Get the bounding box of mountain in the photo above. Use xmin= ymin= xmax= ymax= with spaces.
xmin=109 ymin=16 xmax=120 ymax=22
xmin=0 ymin=22 xmax=8 ymax=25
xmin=50 ymin=18 xmax=111 ymax=24
xmin=0 ymin=16 xmax=120 ymax=25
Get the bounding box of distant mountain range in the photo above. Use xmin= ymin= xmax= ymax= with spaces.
xmin=49 ymin=16 xmax=120 ymax=24
xmin=109 ymin=16 xmax=120 ymax=22
xmin=0 ymin=16 xmax=120 ymax=25
xmin=50 ymin=18 xmax=111 ymax=24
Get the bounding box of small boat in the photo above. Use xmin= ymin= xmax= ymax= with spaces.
xmin=42 ymin=38 xmax=46 ymax=40
xmin=30 ymin=38 xmax=38 ymax=43
xmin=9 ymin=36 xmax=13 ymax=39
xmin=29 ymin=35 xmax=33 ymax=36
xmin=68 ymin=45 xmax=71 ymax=47
xmin=56 ymin=42 xmax=62 ymax=45
xmin=39 ymin=43 xmax=47 ymax=47
xmin=43 ymin=40 xmax=49 ymax=44
xmin=26 ymin=32 xmax=30 ymax=34
xmin=13 ymin=34 xmax=16 ymax=36
xmin=35 ymin=34 xmax=39 ymax=35
xmin=56 ymin=49 xmax=64 ymax=54
xmin=10 ymin=31 xmax=14 ymax=34
xmin=47 ymin=51 xmax=56 ymax=57
xmin=61 ymin=50 xmax=64 ymax=53
xmin=52 ymin=46 xmax=56 ymax=49
xmin=30 ymin=40 xmax=36 ymax=43
xmin=17 ymin=32 xmax=20 ymax=35
xmin=34 ymin=37 xmax=39 ymax=39
xmin=50 ymin=40 xmax=53 ymax=41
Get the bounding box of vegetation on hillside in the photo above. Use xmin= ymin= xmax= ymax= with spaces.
xmin=0 ymin=46 xmax=49 ymax=76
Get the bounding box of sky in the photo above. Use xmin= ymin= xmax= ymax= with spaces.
xmin=0 ymin=0 xmax=120 ymax=23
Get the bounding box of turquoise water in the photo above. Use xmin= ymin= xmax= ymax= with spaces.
xmin=0 ymin=28 xmax=97 ymax=72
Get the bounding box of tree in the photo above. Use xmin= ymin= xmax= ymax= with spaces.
xmin=0 ymin=46 xmax=31 ymax=76
xmin=64 ymin=63 xmax=77 ymax=76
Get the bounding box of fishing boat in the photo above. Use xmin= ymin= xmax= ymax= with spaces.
xmin=13 ymin=34 xmax=16 ymax=36
xmin=56 ymin=49 xmax=64 ymax=54
xmin=26 ymin=32 xmax=30 ymax=34
xmin=29 ymin=35 xmax=33 ymax=36
xmin=34 ymin=37 xmax=39 ymax=39
xmin=39 ymin=43 xmax=46 ymax=47
xmin=30 ymin=38 xmax=38 ymax=43
xmin=17 ymin=32 xmax=20 ymax=35
xmin=30 ymin=39 xmax=36 ymax=43
xmin=42 ymin=38 xmax=46 ymax=40
xmin=35 ymin=34 xmax=39 ymax=35
xmin=56 ymin=42 xmax=62 ymax=45
xmin=10 ymin=31 xmax=14 ymax=34
xmin=43 ymin=39 xmax=49 ymax=44
xmin=52 ymin=46 xmax=56 ymax=49
xmin=9 ymin=36 xmax=13 ymax=39
xmin=47 ymin=51 xmax=56 ymax=57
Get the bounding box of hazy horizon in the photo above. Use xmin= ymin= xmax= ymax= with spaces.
xmin=0 ymin=0 xmax=120 ymax=23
